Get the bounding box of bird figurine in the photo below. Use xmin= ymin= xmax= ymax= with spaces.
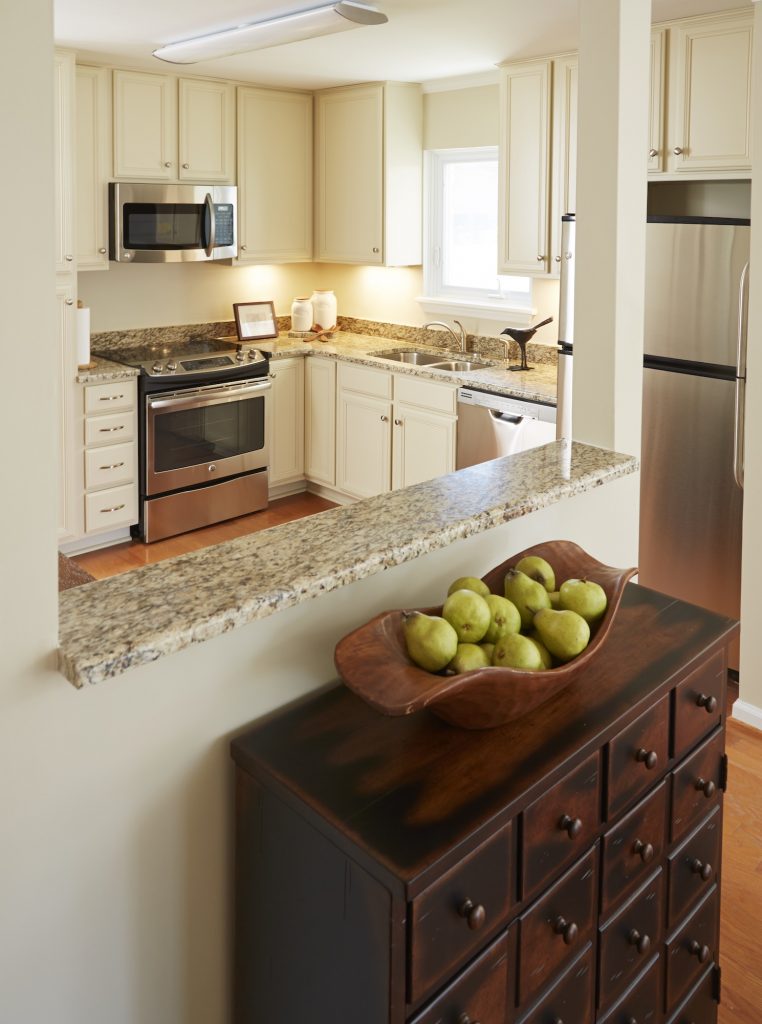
xmin=501 ymin=316 xmax=554 ymax=371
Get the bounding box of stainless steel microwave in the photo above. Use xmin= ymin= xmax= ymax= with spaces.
xmin=109 ymin=182 xmax=237 ymax=263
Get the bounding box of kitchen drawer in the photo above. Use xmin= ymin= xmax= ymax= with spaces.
xmin=521 ymin=751 xmax=600 ymax=899
xmin=410 ymin=928 xmax=515 ymax=1024
xmin=601 ymin=780 xmax=668 ymax=916
xmin=393 ymin=373 xmax=456 ymax=415
xmin=665 ymin=964 xmax=717 ymax=1024
xmin=338 ymin=361 xmax=392 ymax=399
xmin=665 ymin=885 xmax=719 ymax=1011
xmin=673 ymin=651 xmax=725 ymax=760
xmin=668 ymin=806 xmax=721 ymax=928
xmin=85 ymin=380 xmax=135 ymax=414
xmin=670 ymin=729 xmax=724 ymax=842
xmin=598 ymin=869 xmax=663 ymax=1010
xmin=597 ymin=954 xmax=660 ymax=1024
xmin=408 ymin=824 xmax=512 ymax=1004
xmin=517 ymin=943 xmax=594 ymax=1024
xmin=85 ymin=441 xmax=136 ymax=490
xmin=518 ymin=845 xmax=597 ymax=1007
xmin=85 ymin=482 xmax=137 ymax=532
xmin=85 ymin=410 xmax=135 ymax=446
xmin=607 ymin=695 xmax=670 ymax=818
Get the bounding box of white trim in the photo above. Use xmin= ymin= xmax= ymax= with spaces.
xmin=59 ymin=526 xmax=131 ymax=554
xmin=732 ymin=698 xmax=762 ymax=732
xmin=417 ymin=295 xmax=537 ymax=328
xmin=422 ymin=70 xmax=501 ymax=94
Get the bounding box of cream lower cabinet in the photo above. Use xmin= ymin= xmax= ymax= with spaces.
xmin=305 ymin=358 xmax=336 ymax=488
xmin=392 ymin=375 xmax=457 ymax=490
xmin=83 ymin=380 xmax=138 ymax=535
xmin=57 ymin=283 xmax=83 ymax=542
xmin=268 ymin=358 xmax=305 ymax=490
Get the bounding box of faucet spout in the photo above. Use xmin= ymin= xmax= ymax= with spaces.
xmin=423 ymin=319 xmax=468 ymax=353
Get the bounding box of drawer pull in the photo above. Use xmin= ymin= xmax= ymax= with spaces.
xmin=99 ymin=426 xmax=125 ymax=433
xmin=627 ymin=928 xmax=651 ymax=955
xmin=457 ymin=899 xmax=486 ymax=931
xmin=696 ymin=693 xmax=718 ymax=713
xmin=553 ymin=915 xmax=578 ymax=945
xmin=559 ymin=814 xmax=583 ymax=839
xmin=99 ymin=394 xmax=125 ymax=401
xmin=99 ymin=461 xmax=126 ymax=471
xmin=690 ymin=857 xmax=713 ymax=881
xmin=635 ymin=748 xmax=658 ymax=770
xmin=632 ymin=838 xmax=654 ymax=863
xmin=695 ymin=777 xmax=716 ymax=798
xmin=100 ymin=503 xmax=126 ymax=514
xmin=688 ymin=939 xmax=711 ymax=963
xmin=457 ymin=1016 xmax=480 ymax=1024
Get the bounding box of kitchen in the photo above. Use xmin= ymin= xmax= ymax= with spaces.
xmin=3 ymin=1 xmax=762 ymax=1023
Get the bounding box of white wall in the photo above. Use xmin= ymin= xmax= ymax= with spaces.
xmin=423 ymin=83 xmax=499 ymax=149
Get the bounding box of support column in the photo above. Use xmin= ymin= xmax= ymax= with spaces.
xmin=573 ymin=0 xmax=651 ymax=457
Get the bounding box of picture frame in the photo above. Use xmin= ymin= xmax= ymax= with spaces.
xmin=233 ymin=301 xmax=279 ymax=342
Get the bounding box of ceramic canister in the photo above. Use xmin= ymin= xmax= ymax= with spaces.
xmin=291 ymin=296 xmax=313 ymax=332
xmin=310 ymin=289 xmax=337 ymax=329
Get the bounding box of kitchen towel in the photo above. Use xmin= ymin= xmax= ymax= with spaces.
xmin=76 ymin=301 xmax=91 ymax=368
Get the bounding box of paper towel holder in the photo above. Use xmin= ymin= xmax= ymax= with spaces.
xmin=76 ymin=299 xmax=96 ymax=371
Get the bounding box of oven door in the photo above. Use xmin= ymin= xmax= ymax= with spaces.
xmin=145 ymin=379 xmax=270 ymax=496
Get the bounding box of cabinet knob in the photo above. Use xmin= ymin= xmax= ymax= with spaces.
xmin=695 ymin=777 xmax=716 ymax=798
xmin=537 ymin=254 xmax=545 ymax=261
xmin=65 ymin=254 xmax=73 ymax=262
xmin=553 ymin=915 xmax=578 ymax=945
xmin=627 ymin=1018 xmax=638 ymax=1024
xmin=559 ymin=814 xmax=582 ymax=839
xmin=696 ymin=693 xmax=718 ymax=713
xmin=65 ymin=298 xmax=74 ymax=305
xmin=98 ymin=247 xmax=107 ymax=254
xmin=673 ymin=147 xmax=684 ymax=156
xmin=649 ymin=148 xmax=658 ymax=158
xmin=554 ymin=255 xmax=562 ymax=262
xmin=636 ymin=747 xmax=658 ymax=770
xmin=268 ymin=372 xmax=277 ymax=379
xmin=633 ymin=838 xmax=654 ymax=863
xmin=458 ymin=899 xmax=486 ymax=931
xmin=690 ymin=857 xmax=713 ymax=881
xmin=688 ymin=939 xmax=711 ymax=963
xmin=380 ymin=415 xmax=389 ymax=422
xmin=394 ymin=418 xmax=402 ymax=426
xmin=628 ymin=928 xmax=651 ymax=955
xmin=372 ymin=247 xmax=380 ymax=253
xmin=182 ymin=162 xmax=189 ymax=169
xmin=164 ymin=161 xmax=172 ymax=167
xmin=241 ymin=245 xmax=248 ymax=251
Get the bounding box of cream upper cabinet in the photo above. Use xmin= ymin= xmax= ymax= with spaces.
xmin=54 ymin=51 xmax=75 ymax=274
xmin=315 ymin=82 xmax=422 ymax=266
xmin=113 ymin=70 xmax=235 ymax=182
xmin=549 ymin=54 xmax=578 ymax=274
xmin=305 ymin=357 xmax=336 ymax=487
xmin=268 ymin=358 xmax=305 ymax=490
xmin=76 ymin=65 xmax=110 ymax=271
xmin=237 ymin=87 xmax=312 ymax=263
xmin=648 ymin=29 xmax=667 ymax=172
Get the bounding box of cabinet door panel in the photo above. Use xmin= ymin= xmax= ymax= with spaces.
xmin=113 ymin=70 xmax=176 ymax=179
xmin=179 ymin=78 xmax=235 ymax=182
xmin=54 ymin=51 xmax=75 ymax=273
xmin=549 ymin=54 xmax=578 ymax=271
xmin=336 ymin=391 xmax=391 ymax=498
xmin=76 ymin=65 xmax=110 ymax=270
xmin=305 ymin=358 xmax=336 ymax=487
xmin=667 ymin=806 xmax=721 ymax=928
xmin=673 ymin=651 xmax=725 ymax=759
xmin=607 ymin=694 xmax=669 ymax=818
xmin=269 ymin=359 xmax=304 ymax=487
xmin=665 ymin=885 xmax=719 ymax=1010
xmin=392 ymin=404 xmax=455 ymax=491
xmin=671 ymin=729 xmax=723 ymax=842
xmin=601 ymin=780 xmax=668 ymax=917
xmin=598 ymin=869 xmax=663 ymax=1011
xmin=56 ymin=283 xmax=83 ymax=541
xmin=649 ymin=29 xmax=667 ymax=173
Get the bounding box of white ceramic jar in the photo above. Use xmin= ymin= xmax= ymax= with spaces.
xmin=291 ymin=296 xmax=313 ymax=333
xmin=310 ymin=289 xmax=337 ymax=329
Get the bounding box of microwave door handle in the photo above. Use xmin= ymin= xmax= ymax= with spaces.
xmin=204 ymin=193 xmax=216 ymax=258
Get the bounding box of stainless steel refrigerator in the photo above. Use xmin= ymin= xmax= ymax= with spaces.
xmin=639 ymin=215 xmax=749 ymax=670
xmin=556 ymin=213 xmax=575 ymax=441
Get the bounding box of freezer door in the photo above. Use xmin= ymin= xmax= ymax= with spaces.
xmin=639 ymin=366 xmax=742 ymax=665
xmin=645 ymin=221 xmax=749 ymax=366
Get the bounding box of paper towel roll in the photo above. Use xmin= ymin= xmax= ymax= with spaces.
xmin=76 ymin=304 xmax=90 ymax=368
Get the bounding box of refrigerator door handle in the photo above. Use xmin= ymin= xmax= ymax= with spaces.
xmin=736 ymin=261 xmax=749 ymax=378
xmin=733 ymin=261 xmax=749 ymax=490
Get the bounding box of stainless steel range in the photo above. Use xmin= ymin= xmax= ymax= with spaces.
xmin=94 ymin=337 xmax=271 ymax=543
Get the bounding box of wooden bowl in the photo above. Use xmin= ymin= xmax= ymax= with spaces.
xmin=334 ymin=540 xmax=637 ymax=729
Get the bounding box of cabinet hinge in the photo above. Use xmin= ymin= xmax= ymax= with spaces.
xmin=713 ymin=963 xmax=722 ymax=1003
xmin=720 ymin=753 xmax=729 ymax=792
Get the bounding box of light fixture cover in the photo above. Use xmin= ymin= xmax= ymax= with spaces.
xmin=153 ymin=2 xmax=388 ymax=64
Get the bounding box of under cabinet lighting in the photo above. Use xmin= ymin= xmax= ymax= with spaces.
xmin=153 ymin=2 xmax=388 ymax=64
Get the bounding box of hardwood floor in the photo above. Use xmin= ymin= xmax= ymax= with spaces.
xmin=71 ymin=491 xmax=337 ymax=579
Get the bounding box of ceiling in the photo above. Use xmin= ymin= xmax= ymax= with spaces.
xmin=54 ymin=0 xmax=751 ymax=91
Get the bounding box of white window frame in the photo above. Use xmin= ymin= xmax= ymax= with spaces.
xmin=419 ymin=147 xmax=536 ymax=328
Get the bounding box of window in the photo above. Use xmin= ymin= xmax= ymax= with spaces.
xmin=422 ymin=147 xmax=533 ymax=320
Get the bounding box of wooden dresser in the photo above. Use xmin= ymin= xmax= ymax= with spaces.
xmin=231 ymin=584 xmax=737 ymax=1023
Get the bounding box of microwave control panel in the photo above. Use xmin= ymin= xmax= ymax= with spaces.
xmin=214 ymin=205 xmax=234 ymax=245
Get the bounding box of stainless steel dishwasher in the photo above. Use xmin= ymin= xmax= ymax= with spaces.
xmin=456 ymin=387 xmax=557 ymax=469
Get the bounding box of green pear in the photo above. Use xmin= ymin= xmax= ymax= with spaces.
xmin=549 ymin=590 xmax=562 ymax=609
xmin=480 ymin=642 xmax=496 ymax=662
xmin=503 ymin=568 xmax=551 ymax=630
xmin=515 ymin=555 xmax=556 ymax=593
xmin=533 ymin=608 xmax=590 ymax=663
xmin=492 ymin=632 xmax=543 ymax=671
xmin=527 ymin=631 xmax=554 ymax=669
xmin=559 ymin=578 xmax=608 ymax=624
xmin=483 ymin=594 xmax=521 ymax=643
xmin=442 ymin=589 xmax=491 ymax=643
xmin=402 ymin=611 xmax=458 ymax=672
xmin=447 ymin=643 xmax=491 ymax=674
xmin=447 ymin=575 xmax=490 ymax=599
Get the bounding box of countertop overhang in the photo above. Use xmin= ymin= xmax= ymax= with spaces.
xmin=58 ymin=441 xmax=637 ymax=689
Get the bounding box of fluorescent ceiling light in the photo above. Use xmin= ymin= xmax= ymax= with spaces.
xmin=153 ymin=2 xmax=388 ymax=64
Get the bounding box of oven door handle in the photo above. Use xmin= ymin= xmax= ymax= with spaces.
xmin=204 ymin=193 xmax=216 ymax=258
xmin=146 ymin=379 xmax=271 ymax=415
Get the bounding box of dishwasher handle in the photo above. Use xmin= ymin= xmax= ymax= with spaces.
xmin=489 ymin=410 xmax=524 ymax=425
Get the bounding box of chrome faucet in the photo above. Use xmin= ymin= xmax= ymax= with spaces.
xmin=423 ymin=319 xmax=468 ymax=353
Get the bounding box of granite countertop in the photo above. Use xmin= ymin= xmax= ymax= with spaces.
xmin=58 ymin=441 xmax=637 ymax=689
xmin=76 ymin=357 xmax=140 ymax=384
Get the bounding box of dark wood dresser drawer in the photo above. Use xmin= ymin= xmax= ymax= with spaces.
xmin=607 ymin=695 xmax=670 ymax=818
xmin=598 ymin=869 xmax=663 ymax=1010
xmin=408 ymin=824 xmax=512 ymax=1004
xmin=670 ymin=730 xmax=724 ymax=842
xmin=518 ymin=846 xmax=597 ymax=1007
xmin=665 ymin=885 xmax=719 ymax=1011
xmin=410 ymin=929 xmax=514 ymax=1024
xmin=597 ymin=954 xmax=660 ymax=1024
xmin=601 ymin=780 xmax=668 ymax=916
xmin=665 ymin=964 xmax=718 ymax=1024
xmin=521 ymin=751 xmax=600 ymax=899
xmin=668 ymin=806 xmax=721 ymax=928
xmin=517 ymin=943 xmax=594 ymax=1024
xmin=673 ymin=651 xmax=725 ymax=760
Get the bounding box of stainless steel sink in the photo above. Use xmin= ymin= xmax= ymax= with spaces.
xmin=369 ymin=349 xmax=445 ymax=365
xmin=428 ymin=359 xmax=493 ymax=372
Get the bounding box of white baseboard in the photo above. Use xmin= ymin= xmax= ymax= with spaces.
xmin=304 ymin=481 xmax=355 ymax=506
xmin=732 ymin=699 xmax=762 ymax=732
xmin=59 ymin=527 xmax=132 ymax=555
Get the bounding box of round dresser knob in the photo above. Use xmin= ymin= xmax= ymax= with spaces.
xmin=394 ymin=418 xmax=402 ymax=426
xmin=458 ymin=899 xmax=486 ymax=931
xmin=372 ymin=247 xmax=380 ymax=253
xmin=633 ymin=838 xmax=654 ymax=863
xmin=690 ymin=858 xmax=713 ymax=881
xmin=649 ymin=148 xmax=658 ymax=158
xmin=164 ymin=161 xmax=172 ymax=167
xmin=673 ymin=146 xmax=684 ymax=155
xmin=696 ymin=693 xmax=718 ymax=713
xmin=627 ymin=1017 xmax=638 ymax=1024
xmin=98 ymin=247 xmax=107 ymax=254
xmin=182 ymin=162 xmax=189 ymax=169
xmin=636 ymin=747 xmax=658 ymax=770
xmin=537 ymin=254 xmax=545 ymax=261
xmin=554 ymin=255 xmax=562 ymax=262
xmin=559 ymin=814 xmax=582 ymax=839
xmin=553 ymin=915 xmax=578 ymax=945
xmin=457 ymin=1015 xmax=480 ymax=1024
xmin=695 ymin=777 xmax=716 ymax=798
xmin=689 ymin=939 xmax=711 ymax=963
xmin=628 ymin=928 xmax=651 ymax=955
